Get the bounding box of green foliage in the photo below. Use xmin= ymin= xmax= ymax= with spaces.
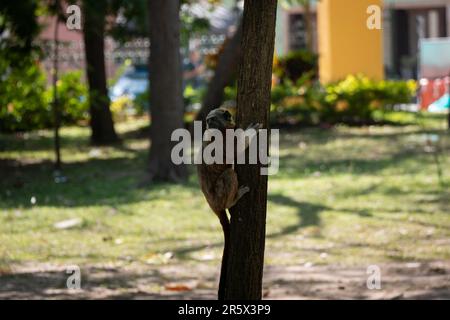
xmin=223 ymin=73 xmax=417 ymax=126
xmin=0 ymin=0 xmax=41 ymax=54
xmin=108 ymin=0 xmax=211 ymax=48
xmin=273 ymin=50 xmax=318 ymax=82
xmin=271 ymin=73 xmax=323 ymax=125
xmin=321 ymin=75 xmax=417 ymax=123
xmin=183 ymin=84 xmax=205 ymax=108
xmin=110 ymin=96 xmax=136 ymax=120
xmin=45 ymin=71 xmax=89 ymax=125
xmin=223 ymin=84 xmax=237 ymax=101
xmin=134 ymin=91 xmax=150 ymax=115
xmin=0 ymin=58 xmax=88 ymax=133
xmin=109 ymin=0 xmax=149 ymax=40
xmin=272 ymin=74 xmax=417 ymax=125
xmin=0 ymin=58 xmax=48 ymax=132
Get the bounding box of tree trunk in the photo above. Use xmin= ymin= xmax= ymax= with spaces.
xmin=448 ymin=75 xmax=450 ymax=130
xmin=195 ymin=23 xmax=243 ymax=123
xmin=52 ymin=14 xmax=61 ymax=170
xmin=304 ymin=0 xmax=314 ymax=52
xmin=225 ymin=0 xmax=277 ymax=300
xmin=82 ymin=1 xmax=118 ymax=145
xmin=147 ymin=0 xmax=187 ymax=182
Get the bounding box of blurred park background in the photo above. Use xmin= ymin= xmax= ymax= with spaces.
xmin=0 ymin=0 xmax=450 ymax=299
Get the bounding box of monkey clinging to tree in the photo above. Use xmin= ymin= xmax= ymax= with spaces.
xmin=197 ymin=107 xmax=261 ymax=300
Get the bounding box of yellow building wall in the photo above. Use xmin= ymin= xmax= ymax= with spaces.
xmin=318 ymin=0 xmax=384 ymax=83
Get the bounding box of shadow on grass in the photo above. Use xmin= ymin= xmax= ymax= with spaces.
xmin=278 ymin=126 xmax=446 ymax=148
xmin=278 ymin=147 xmax=428 ymax=179
xmin=0 ymin=266 xmax=214 ymax=299
xmin=168 ymin=195 xmax=331 ymax=260
xmin=0 ymin=123 xmax=149 ymax=153
xmin=268 ymin=194 xmax=325 ymax=232
xmin=0 ymin=153 xmax=200 ymax=210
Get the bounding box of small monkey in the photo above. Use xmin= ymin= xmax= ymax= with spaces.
xmin=197 ymin=107 xmax=261 ymax=300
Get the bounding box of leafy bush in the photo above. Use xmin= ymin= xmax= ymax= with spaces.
xmin=44 ymin=71 xmax=89 ymax=125
xmin=183 ymin=84 xmax=205 ymax=111
xmin=133 ymin=91 xmax=150 ymax=115
xmin=271 ymin=73 xmax=324 ymax=125
xmin=0 ymin=57 xmax=48 ymax=132
xmin=0 ymin=57 xmax=88 ymax=132
xmin=110 ymin=95 xmax=135 ymax=120
xmin=321 ymin=75 xmax=417 ymax=123
xmin=223 ymin=84 xmax=237 ymax=102
xmin=270 ymin=74 xmax=417 ymax=125
xmin=273 ymin=50 xmax=318 ymax=83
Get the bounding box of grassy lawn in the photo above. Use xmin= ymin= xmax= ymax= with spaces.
xmin=1 ymin=113 xmax=449 ymax=275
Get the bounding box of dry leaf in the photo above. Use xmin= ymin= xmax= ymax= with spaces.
xmin=165 ymin=283 xmax=193 ymax=292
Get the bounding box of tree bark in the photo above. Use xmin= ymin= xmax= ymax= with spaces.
xmin=195 ymin=23 xmax=243 ymax=123
xmin=82 ymin=1 xmax=118 ymax=145
xmin=303 ymin=0 xmax=314 ymax=52
xmin=447 ymin=75 xmax=450 ymax=130
xmin=225 ymin=0 xmax=277 ymax=300
xmin=52 ymin=13 xmax=61 ymax=170
xmin=147 ymin=0 xmax=187 ymax=182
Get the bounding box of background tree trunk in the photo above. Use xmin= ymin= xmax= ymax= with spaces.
xmin=448 ymin=75 xmax=450 ymax=130
xmin=147 ymin=0 xmax=187 ymax=182
xmin=52 ymin=13 xmax=61 ymax=170
xmin=82 ymin=1 xmax=118 ymax=145
xmin=195 ymin=23 xmax=243 ymax=123
xmin=226 ymin=0 xmax=278 ymax=300
xmin=303 ymin=0 xmax=314 ymax=52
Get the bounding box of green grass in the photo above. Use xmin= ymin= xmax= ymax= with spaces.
xmin=1 ymin=113 xmax=449 ymax=272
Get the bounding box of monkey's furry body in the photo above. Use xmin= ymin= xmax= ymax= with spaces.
xmin=197 ymin=108 xmax=258 ymax=300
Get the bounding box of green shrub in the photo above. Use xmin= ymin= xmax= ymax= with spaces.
xmin=273 ymin=49 xmax=318 ymax=83
xmin=271 ymin=73 xmax=324 ymax=125
xmin=223 ymin=84 xmax=237 ymax=102
xmin=110 ymin=95 xmax=135 ymax=120
xmin=0 ymin=57 xmax=48 ymax=132
xmin=270 ymin=74 xmax=417 ymax=125
xmin=183 ymin=84 xmax=205 ymax=111
xmin=133 ymin=90 xmax=150 ymax=115
xmin=0 ymin=56 xmax=88 ymax=132
xmin=321 ymin=75 xmax=417 ymax=123
xmin=44 ymin=71 xmax=89 ymax=125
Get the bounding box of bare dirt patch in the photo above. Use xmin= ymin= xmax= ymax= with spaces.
xmin=1 ymin=260 xmax=449 ymax=300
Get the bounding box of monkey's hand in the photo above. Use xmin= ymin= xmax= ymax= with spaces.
xmin=228 ymin=185 xmax=250 ymax=208
xmin=246 ymin=123 xmax=263 ymax=131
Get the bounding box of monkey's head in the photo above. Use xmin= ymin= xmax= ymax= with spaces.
xmin=206 ymin=108 xmax=235 ymax=130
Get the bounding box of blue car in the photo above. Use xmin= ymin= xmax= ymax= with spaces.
xmin=109 ymin=63 xmax=204 ymax=112
xmin=109 ymin=65 xmax=149 ymax=102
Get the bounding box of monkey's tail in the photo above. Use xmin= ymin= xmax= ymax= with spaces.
xmin=218 ymin=210 xmax=230 ymax=300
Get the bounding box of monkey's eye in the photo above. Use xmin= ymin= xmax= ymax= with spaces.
xmin=224 ymin=111 xmax=231 ymax=121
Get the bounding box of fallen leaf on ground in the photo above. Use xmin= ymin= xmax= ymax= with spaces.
xmin=165 ymin=283 xmax=194 ymax=292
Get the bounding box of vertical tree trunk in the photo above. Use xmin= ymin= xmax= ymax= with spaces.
xmin=195 ymin=23 xmax=243 ymax=123
xmin=52 ymin=14 xmax=61 ymax=170
xmin=303 ymin=0 xmax=314 ymax=52
xmin=447 ymin=76 xmax=450 ymax=130
xmin=147 ymin=0 xmax=187 ymax=182
xmin=82 ymin=1 xmax=118 ymax=145
xmin=226 ymin=0 xmax=278 ymax=300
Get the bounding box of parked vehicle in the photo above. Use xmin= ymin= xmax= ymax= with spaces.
xmin=109 ymin=65 xmax=148 ymax=102
xmin=109 ymin=62 xmax=204 ymax=112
